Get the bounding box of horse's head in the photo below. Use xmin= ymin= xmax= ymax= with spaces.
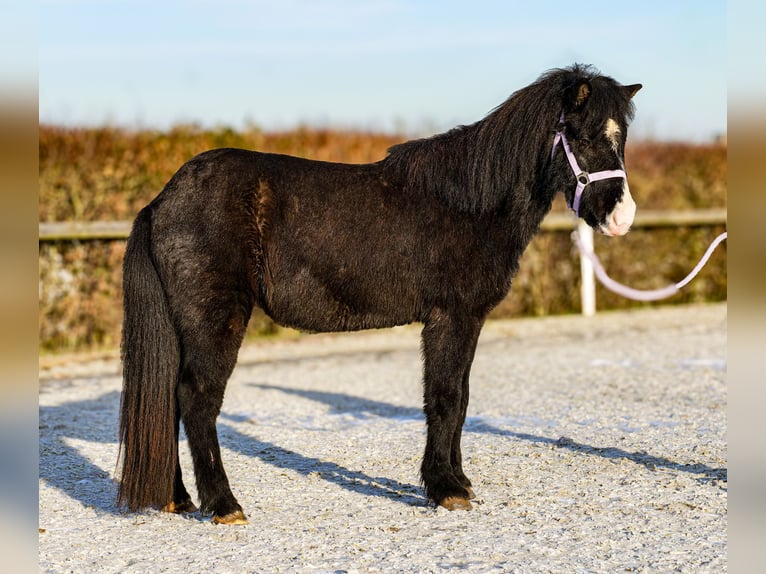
xmin=551 ymin=76 xmax=642 ymax=236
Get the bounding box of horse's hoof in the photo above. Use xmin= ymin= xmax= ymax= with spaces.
xmin=465 ymin=486 xmax=476 ymax=500
xmin=162 ymin=500 xmax=198 ymax=514
xmin=212 ymin=510 xmax=249 ymax=525
xmin=440 ymin=496 xmax=473 ymax=511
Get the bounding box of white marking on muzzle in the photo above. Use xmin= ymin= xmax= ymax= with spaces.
xmin=601 ymin=181 xmax=636 ymax=236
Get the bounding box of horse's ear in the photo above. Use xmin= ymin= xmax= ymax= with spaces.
xmin=624 ymin=84 xmax=642 ymax=98
xmin=576 ymin=82 xmax=591 ymax=106
xmin=565 ymin=80 xmax=591 ymax=111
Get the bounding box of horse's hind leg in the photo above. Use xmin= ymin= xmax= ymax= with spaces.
xmin=176 ymin=296 xmax=253 ymax=524
xmin=162 ymin=411 xmax=198 ymax=514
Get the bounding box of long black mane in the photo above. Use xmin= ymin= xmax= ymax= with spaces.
xmin=384 ymin=64 xmax=635 ymax=214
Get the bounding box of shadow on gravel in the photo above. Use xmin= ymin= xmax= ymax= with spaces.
xmin=250 ymin=383 xmax=727 ymax=486
xmin=39 ymin=383 xmax=725 ymax=517
xmin=217 ymin=420 xmax=425 ymax=507
xmin=251 ymin=383 xmax=424 ymax=420
xmin=38 ymin=391 xmax=121 ymax=516
xmin=39 ymin=388 xmax=424 ymax=516
xmin=547 ymin=436 xmax=727 ymax=485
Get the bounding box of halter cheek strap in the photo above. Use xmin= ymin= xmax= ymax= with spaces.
xmin=551 ymin=114 xmax=627 ymax=217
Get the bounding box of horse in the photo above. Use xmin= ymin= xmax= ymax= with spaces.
xmin=118 ymin=64 xmax=641 ymax=524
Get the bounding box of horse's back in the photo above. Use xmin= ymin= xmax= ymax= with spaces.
xmin=143 ymin=149 xmax=418 ymax=331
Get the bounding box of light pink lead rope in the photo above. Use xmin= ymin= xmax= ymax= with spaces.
xmin=572 ymin=229 xmax=727 ymax=302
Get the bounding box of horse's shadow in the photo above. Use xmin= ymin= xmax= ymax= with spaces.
xmin=244 ymin=383 xmax=727 ymax=485
xmin=216 ymin=425 xmax=425 ymax=506
xmin=39 ymin=386 xmax=427 ymax=516
xmin=38 ymin=381 xmax=726 ymax=516
xmin=38 ymin=388 xmax=122 ymax=516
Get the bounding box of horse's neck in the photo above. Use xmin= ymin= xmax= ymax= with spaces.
xmin=490 ymin=175 xmax=560 ymax=266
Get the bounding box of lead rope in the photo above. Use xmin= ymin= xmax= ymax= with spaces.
xmin=571 ymin=228 xmax=728 ymax=302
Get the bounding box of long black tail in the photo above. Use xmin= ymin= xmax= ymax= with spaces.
xmin=118 ymin=208 xmax=180 ymax=511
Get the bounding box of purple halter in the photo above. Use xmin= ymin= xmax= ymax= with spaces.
xmin=551 ymin=113 xmax=627 ymax=217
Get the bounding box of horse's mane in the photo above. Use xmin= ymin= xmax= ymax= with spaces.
xmin=383 ymin=64 xmax=635 ymax=214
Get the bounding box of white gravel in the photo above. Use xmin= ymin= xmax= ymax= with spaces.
xmin=39 ymin=303 xmax=727 ymax=573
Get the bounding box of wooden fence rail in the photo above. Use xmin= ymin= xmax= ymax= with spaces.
xmin=39 ymin=209 xmax=726 ymax=316
xmin=38 ymin=209 xmax=727 ymax=242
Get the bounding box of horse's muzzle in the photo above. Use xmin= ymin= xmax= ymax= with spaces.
xmin=600 ymin=184 xmax=636 ymax=236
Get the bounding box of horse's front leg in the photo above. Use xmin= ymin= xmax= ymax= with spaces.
xmin=420 ymin=311 xmax=484 ymax=510
xmin=451 ymin=361 xmax=478 ymax=501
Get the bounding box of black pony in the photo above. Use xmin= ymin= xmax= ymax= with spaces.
xmin=118 ymin=64 xmax=641 ymax=523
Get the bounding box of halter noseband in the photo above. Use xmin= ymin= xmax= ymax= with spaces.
xmin=551 ymin=113 xmax=627 ymax=217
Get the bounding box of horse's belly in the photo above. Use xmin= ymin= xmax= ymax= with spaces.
xmin=259 ymin=262 xmax=420 ymax=333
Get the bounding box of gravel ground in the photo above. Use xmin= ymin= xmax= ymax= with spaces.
xmin=39 ymin=303 xmax=727 ymax=573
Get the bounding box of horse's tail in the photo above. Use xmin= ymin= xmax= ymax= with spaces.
xmin=118 ymin=208 xmax=179 ymax=511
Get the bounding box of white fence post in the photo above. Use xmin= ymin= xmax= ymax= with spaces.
xmin=578 ymin=220 xmax=596 ymax=316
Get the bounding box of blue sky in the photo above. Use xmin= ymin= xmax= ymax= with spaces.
xmin=39 ymin=0 xmax=727 ymax=141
